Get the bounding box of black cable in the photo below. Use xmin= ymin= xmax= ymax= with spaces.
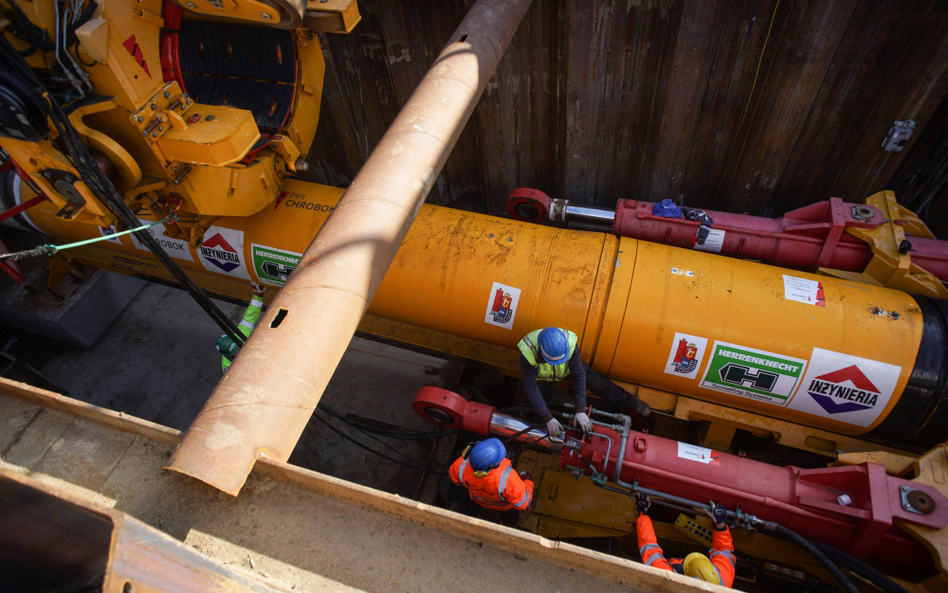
xmin=773 ymin=525 xmax=859 ymax=593
xmin=311 ymin=412 xmax=445 ymax=475
xmin=0 ymin=36 xmax=246 ymax=346
xmin=812 ymin=542 xmax=910 ymax=593
xmin=316 ymin=407 xmax=445 ymax=466
xmin=320 ymin=405 xmax=462 ymax=440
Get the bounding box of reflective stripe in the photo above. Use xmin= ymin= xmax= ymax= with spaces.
xmin=470 ymin=494 xmax=511 ymax=508
xmin=645 ymin=553 xmax=667 ymax=567
xmin=710 ymin=550 xmax=736 ymax=565
xmin=239 ymin=319 xmax=256 ymax=330
xmin=457 ymin=459 xmax=468 ymax=484
xmin=497 ymin=466 xmax=513 ymax=501
xmin=511 ymin=489 xmax=531 ymax=509
xmin=712 ymin=564 xmax=723 ymax=585
xmin=639 ymin=543 xmax=661 ymax=555
xmin=250 ymin=298 xmax=264 ymax=307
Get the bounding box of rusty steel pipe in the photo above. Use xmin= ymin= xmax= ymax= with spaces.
xmin=167 ymin=0 xmax=534 ymax=495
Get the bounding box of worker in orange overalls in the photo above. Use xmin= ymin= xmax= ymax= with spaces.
xmin=635 ymin=493 xmax=736 ymax=587
xmin=449 ymin=438 xmax=534 ymax=514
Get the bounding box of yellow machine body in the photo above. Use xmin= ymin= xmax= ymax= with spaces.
xmin=17 ymin=179 xmax=926 ymax=441
xmin=0 ymin=0 xmax=330 ymax=233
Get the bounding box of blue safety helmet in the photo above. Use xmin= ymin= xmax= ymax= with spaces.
xmin=469 ymin=438 xmax=506 ymax=472
xmin=538 ymin=327 xmax=569 ymax=365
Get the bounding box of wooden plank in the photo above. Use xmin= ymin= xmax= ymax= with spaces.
xmin=678 ymin=0 xmax=781 ymax=209
xmin=832 ymin=1 xmax=948 ymax=200
xmin=776 ymin=1 xmax=948 ymax=213
xmin=720 ymin=0 xmax=857 ymax=215
xmin=303 ymin=0 xmax=948 ymax=232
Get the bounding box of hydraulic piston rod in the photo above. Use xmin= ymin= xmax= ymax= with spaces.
xmin=506 ymin=187 xmax=948 ymax=298
xmin=414 ymin=387 xmax=947 ymax=575
xmin=167 ymin=0 xmax=535 ymax=495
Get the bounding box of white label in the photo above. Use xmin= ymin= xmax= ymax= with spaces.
xmin=129 ymin=219 xmax=193 ymax=261
xmin=484 ymin=282 xmax=521 ymax=329
xmin=783 ymin=275 xmax=825 ymax=307
xmin=787 ymin=348 xmax=901 ymax=427
xmin=694 ymin=228 xmax=725 ymax=253
xmin=98 ymin=225 xmax=122 ymax=244
xmin=664 ymin=332 xmax=709 ymax=380
xmin=677 ymin=442 xmax=717 ymax=464
xmin=197 ymin=226 xmax=249 ymax=278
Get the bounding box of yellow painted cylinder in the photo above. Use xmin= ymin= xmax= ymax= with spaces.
xmin=14 ymin=179 xmax=930 ymax=442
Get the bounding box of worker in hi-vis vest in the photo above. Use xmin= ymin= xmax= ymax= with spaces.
xmin=215 ymin=282 xmax=265 ymax=372
xmin=635 ymin=493 xmax=736 ymax=587
xmin=518 ymin=327 xmax=651 ymax=438
xmin=449 ymin=438 xmax=534 ymax=513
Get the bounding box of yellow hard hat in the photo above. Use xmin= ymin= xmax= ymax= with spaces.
xmin=683 ymin=552 xmax=721 ymax=585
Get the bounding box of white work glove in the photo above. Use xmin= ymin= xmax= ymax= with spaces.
xmin=574 ymin=412 xmax=593 ymax=433
xmin=546 ymin=418 xmax=563 ymax=438
xmin=249 ymin=281 xmax=265 ymax=297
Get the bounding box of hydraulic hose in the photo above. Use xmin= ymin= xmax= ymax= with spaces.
xmin=0 ymin=35 xmax=246 ymax=348
xmin=773 ymin=524 xmax=859 ymax=593
xmin=812 ymin=542 xmax=910 ymax=593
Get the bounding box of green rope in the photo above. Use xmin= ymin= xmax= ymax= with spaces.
xmin=0 ymin=216 xmax=171 ymax=262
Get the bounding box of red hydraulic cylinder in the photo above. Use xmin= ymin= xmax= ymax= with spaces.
xmin=505 ymin=188 xmax=948 ymax=283
xmin=414 ymin=387 xmax=948 ymax=575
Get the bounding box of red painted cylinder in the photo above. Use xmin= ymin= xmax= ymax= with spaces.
xmin=413 ymin=387 xmax=948 ymax=575
xmin=613 ymin=198 xmax=948 ymax=282
xmin=563 ymin=422 xmax=946 ymax=574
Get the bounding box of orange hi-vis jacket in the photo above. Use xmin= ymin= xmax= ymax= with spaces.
xmin=636 ymin=514 xmax=736 ymax=587
xmin=449 ymin=456 xmax=535 ymax=511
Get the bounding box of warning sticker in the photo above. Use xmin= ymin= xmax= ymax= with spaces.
xmin=98 ymin=225 xmax=121 ymax=244
xmin=484 ymin=282 xmax=521 ymax=329
xmin=677 ymin=442 xmax=718 ymax=465
xmin=198 ymin=226 xmax=249 ymax=278
xmin=694 ymin=228 xmax=725 ymax=253
xmin=251 ymin=244 xmax=301 ymax=287
xmin=129 ymin=219 xmax=193 ymax=261
xmin=664 ymin=332 xmax=708 ymax=380
xmin=783 ymin=275 xmax=825 ymax=307
xmin=787 ymin=348 xmax=901 ymax=427
xmin=699 ymin=341 xmax=807 ymax=406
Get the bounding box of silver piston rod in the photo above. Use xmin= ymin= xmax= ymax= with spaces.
xmin=549 ymin=199 xmax=616 ymax=227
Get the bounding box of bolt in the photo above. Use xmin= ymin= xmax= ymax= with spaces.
xmin=163 ymin=91 xmax=171 ymax=98
xmin=293 ymin=158 xmax=309 ymax=173
xmin=261 ymin=11 xmax=271 ymax=19
xmin=151 ymin=131 xmax=159 ymax=137
xmin=43 ymin=170 xmax=53 ymax=178
xmin=136 ymin=115 xmax=144 ymax=123
xmin=186 ymin=98 xmax=193 ymax=104
xmin=150 ymin=103 xmax=157 ymax=110
xmin=205 ymin=114 xmax=215 ymax=121
xmin=158 ymin=125 xmax=164 ymax=131
xmin=142 ymin=131 xmax=148 ymax=137
xmin=186 ymin=1 xmax=196 ymax=8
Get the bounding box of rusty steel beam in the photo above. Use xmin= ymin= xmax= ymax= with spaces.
xmin=167 ymin=0 xmax=534 ymax=495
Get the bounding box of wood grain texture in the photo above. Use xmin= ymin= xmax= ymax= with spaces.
xmin=304 ymin=0 xmax=948 ymax=236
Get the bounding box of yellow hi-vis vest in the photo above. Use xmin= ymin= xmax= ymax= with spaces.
xmin=517 ymin=329 xmax=578 ymax=382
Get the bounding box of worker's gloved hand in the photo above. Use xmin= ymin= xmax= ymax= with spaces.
xmin=519 ymin=470 xmax=533 ymax=483
xmin=250 ymin=281 xmax=265 ymax=296
xmin=574 ymin=412 xmax=593 ymax=433
xmin=708 ymin=500 xmax=728 ymax=531
xmin=546 ymin=418 xmax=564 ymax=438
xmin=635 ymin=493 xmax=651 ymax=516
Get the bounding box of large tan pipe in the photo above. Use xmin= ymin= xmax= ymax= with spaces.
xmin=167 ymin=0 xmax=534 ymax=495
